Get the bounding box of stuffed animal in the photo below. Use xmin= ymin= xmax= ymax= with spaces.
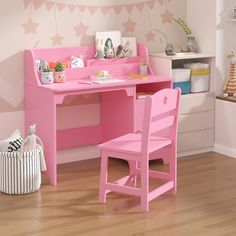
xmin=224 ymin=51 xmax=236 ymax=97
xmin=21 ymin=124 xmax=44 ymax=151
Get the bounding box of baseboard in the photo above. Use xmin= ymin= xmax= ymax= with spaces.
xmin=177 ymin=147 xmax=214 ymax=158
xmin=214 ymin=144 xmax=236 ymax=159
xmin=57 ymin=145 xmax=100 ymax=164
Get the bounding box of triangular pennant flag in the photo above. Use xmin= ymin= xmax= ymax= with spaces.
xmin=113 ymin=5 xmax=122 ymax=15
xmin=147 ymin=0 xmax=156 ymax=9
xmin=88 ymin=6 xmax=98 ymax=15
xmin=78 ymin=5 xmax=86 ymax=12
xmin=56 ymin=3 xmax=66 ymax=12
xmin=45 ymin=1 xmax=55 ymax=11
xmin=68 ymin=4 xmax=76 ymax=13
xmin=124 ymin=4 xmax=133 ymax=13
xmin=158 ymin=0 xmax=165 ymax=5
xmin=100 ymin=5 xmax=110 ymax=14
xmin=23 ymin=0 xmax=31 ymax=8
xmin=32 ymin=0 xmax=43 ymax=10
xmin=136 ymin=2 xmax=145 ymax=11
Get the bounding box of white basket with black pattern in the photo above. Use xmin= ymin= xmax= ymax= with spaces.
xmin=0 ymin=145 xmax=46 ymax=194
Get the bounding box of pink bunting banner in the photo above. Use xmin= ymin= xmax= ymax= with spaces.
xmin=32 ymin=0 xmax=44 ymax=9
xmin=100 ymin=5 xmax=110 ymax=14
xmin=23 ymin=0 xmax=157 ymax=15
xmin=56 ymin=3 xmax=66 ymax=12
xmin=68 ymin=4 xmax=76 ymax=13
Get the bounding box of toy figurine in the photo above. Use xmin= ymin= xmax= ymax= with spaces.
xmin=224 ymin=51 xmax=236 ymax=97
xmin=104 ymin=38 xmax=115 ymax=59
xmin=95 ymin=38 xmax=105 ymax=59
xmin=21 ymin=124 xmax=44 ymax=151
xmin=116 ymin=45 xmax=124 ymax=58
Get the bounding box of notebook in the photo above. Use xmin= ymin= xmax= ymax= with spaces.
xmin=91 ymin=78 xmax=125 ymax=84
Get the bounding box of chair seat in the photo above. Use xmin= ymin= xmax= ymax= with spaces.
xmin=98 ymin=133 xmax=172 ymax=155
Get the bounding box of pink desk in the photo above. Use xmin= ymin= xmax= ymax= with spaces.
xmin=24 ymin=44 xmax=172 ymax=185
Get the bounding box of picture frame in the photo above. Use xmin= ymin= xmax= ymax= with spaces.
xmin=95 ymin=31 xmax=121 ymax=59
xmin=121 ymin=37 xmax=137 ymax=57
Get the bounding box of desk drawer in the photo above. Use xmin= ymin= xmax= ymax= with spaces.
xmin=180 ymin=92 xmax=215 ymax=114
xmin=178 ymin=110 xmax=214 ymax=133
xmin=177 ymin=128 xmax=214 ymax=152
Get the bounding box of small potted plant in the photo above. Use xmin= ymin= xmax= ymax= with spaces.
xmin=41 ymin=66 xmax=54 ymax=84
xmin=54 ymin=61 xmax=66 ymax=83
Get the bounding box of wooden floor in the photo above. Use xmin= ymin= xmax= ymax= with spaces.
xmin=1 ymin=152 xmax=236 ymax=236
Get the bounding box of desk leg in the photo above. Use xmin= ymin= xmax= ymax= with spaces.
xmin=25 ymin=86 xmax=57 ymax=185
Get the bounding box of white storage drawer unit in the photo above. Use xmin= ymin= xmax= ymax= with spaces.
xmin=149 ymin=53 xmax=215 ymax=154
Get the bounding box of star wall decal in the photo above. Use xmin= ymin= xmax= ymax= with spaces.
xmin=74 ymin=22 xmax=89 ymax=37
xmin=145 ymin=31 xmax=155 ymax=42
xmin=22 ymin=18 xmax=39 ymax=34
xmin=161 ymin=10 xmax=173 ymax=24
xmin=51 ymin=33 xmax=64 ymax=46
xmin=123 ymin=19 xmax=136 ymax=33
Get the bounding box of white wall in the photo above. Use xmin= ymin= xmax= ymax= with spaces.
xmin=215 ymin=0 xmax=236 ymax=157
xmin=187 ymin=0 xmax=216 ymax=54
xmin=187 ymin=0 xmax=236 ymax=158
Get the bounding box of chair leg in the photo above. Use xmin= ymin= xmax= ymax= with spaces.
xmin=140 ymin=158 xmax=149 ymax=212
xmin=169 ymin=144 xmax=177 ymax=194
xmin=128 ymin=160 xmax=138 ymax=187
xmin=99 ymin=152 xmax=109 ymax=203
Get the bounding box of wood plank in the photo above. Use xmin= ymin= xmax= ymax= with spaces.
xmin=1 ymin=152 xmax=236 ymax=235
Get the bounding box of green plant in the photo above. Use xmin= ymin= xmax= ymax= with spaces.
xmin=42 ymin=66 xmax=52 ymax=73
xmin=173 ymin=17 xmax=192 ymax=37
xmin=54 ymin=61 xmax=64 ymax=72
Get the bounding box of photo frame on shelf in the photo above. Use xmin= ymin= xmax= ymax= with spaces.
xmin=121 ymin=37 xmax=137 ymax=57
xmin=95 ymin=31 xmax=121 ymax=59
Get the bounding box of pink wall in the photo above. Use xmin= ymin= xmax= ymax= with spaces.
xmin=0 ymin=0 xmax=186 ymax=157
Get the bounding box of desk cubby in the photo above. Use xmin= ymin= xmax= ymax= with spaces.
xmin=25 ymin=44 xmax=171 ymax=184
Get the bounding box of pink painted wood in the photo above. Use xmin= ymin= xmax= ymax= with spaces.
xmin=98 ymin=88 xmax=181 ymax=212
xmin=24 ymin=44 xmax=172 ymax=185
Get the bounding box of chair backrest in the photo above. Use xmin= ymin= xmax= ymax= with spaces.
xmin=141 ymin=88 xmax=181 ymax=155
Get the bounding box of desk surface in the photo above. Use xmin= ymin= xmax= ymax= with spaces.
xmin=34 ymin=75 xmax=171 ymax=93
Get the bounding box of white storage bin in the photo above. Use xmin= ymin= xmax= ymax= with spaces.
xmin=0 ymin=145 xmax=46 ymax=195
xmin=191 ymin=75 xmax=209 ymax=93
xmin=184 ymin=62 xmax=209 ymax=70
xmin=172 ymin=68 xmax=191 ymax=82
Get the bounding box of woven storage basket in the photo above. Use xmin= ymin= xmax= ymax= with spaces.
xmin=0 ymin=146 xmax=46 ymax=194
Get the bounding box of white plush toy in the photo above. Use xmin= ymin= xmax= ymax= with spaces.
xmin=21 ymin=124 xmax=44 ymax=151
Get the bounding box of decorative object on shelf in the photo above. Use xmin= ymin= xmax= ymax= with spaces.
xmin=121 ymin=37 xmax=137 ymax=57
xmin=95 ymin=31 xmax=121 ymax=59
xmin=70 ymin=55 xmax=84 ymax=68
xmin=116 ymin=45 xmax=125 ymax=58
xmin=41 ymin=67 xmax=54 ymax=84
xmin=223 ymin=51 xmax=236 ymax=97
xmin=173 ymin=17 xmax=199 ymax=53
xmin=36 ymin=59 xmax=48 ymax=71
xmin=95 ymin=38 xmax=105 ymax=59
xmin=104 ymin=38 xmax=116 ymax=59
xmin=139 ymin=61 xmax=148 ymax=75
xmin=165 ymin=43 xmax=175 ymax=56
xmin=186 ymin=36 xmax=198 ymax=53
xmin=54 ymin=61 xmax=66 ymax=83
xmin=153 ymin=28 xmax=174 ymax=55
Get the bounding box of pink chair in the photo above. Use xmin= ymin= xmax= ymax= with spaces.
xmin=98 ymin=88 xmax=181 ymax=212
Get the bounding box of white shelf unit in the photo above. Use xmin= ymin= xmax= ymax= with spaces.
xmin=149 ymin=53 xmax=215 ymax=154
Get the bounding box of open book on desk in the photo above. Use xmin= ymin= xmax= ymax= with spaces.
xmin=90 ymin=74 xmax=125 ymax=84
